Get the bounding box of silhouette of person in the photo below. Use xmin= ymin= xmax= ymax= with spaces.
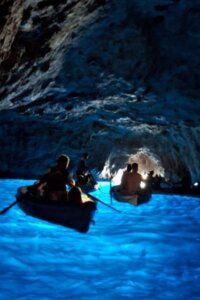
xmin=146 ymin=170 xmax=155 ymax=192
xmin=76 ymin=153 xmax=96 ymax=185
xmin=128 ymin=163 xmax=142 ymax=194
xmin=120 ymin=164 xmax=132 ymax=192
xmin=68 ymin=186 xmax=82 ymax=205
xmin=113 ymin=163 xmax=142 ymax=194
xmin=37 ymin=154 xmax=74 ymax=201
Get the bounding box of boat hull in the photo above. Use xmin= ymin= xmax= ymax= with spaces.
xmin=112 ymin=190 xmax=151 ymax=205
xmin=16 ymin=187 xmax=96 ymax=233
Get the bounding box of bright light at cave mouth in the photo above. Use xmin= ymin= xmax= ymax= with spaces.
xmin=112 ymin=169 xmax=124 ymax=185
xmin=101 ymin=150 xmax=164 ymax=185
xmin=142 ymin=173 xmax=148 ymax=180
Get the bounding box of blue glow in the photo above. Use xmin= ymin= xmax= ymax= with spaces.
xmin=0 ymin=179 xmax=200 ymax=300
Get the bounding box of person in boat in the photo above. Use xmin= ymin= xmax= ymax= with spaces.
xmin=120 ymin=163 xmax=132 ymax=192
xmin=36 ymin=154 xmax=74 ymax=201
xmin=76 ymin=153 xmax=96 ymax=186
xmin=146 ymin=170 xmax=155 ymax=192
xmin=153 ymin=174 xmax=162 ymax=189
xmin=113 ymin=163 xmax=142 ymax=195
xmin=68 ymin=184 xmax=95 ymax=207
xmin=128 ymin=163 xmax=142 ymax=194
xmin=68 ymin=186 xmax=82 ymax=205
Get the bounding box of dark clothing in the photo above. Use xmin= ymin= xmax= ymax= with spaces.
xmin=76 ymin=159 xmax=90 ymax=185
xmin=146 ymin=173 xmax=155 ymax=192
xmin=76 ymin=158 xmax=97 ymax=186
xmin=68 ymin=186 xmax=82 ymax=205
xmin=153 ymin=175 xmax=162 ymax=189
xmin=76 ymin=159 xmax=88 ymax=177
xmin=39 ymin=166 xmax=70 ymax=192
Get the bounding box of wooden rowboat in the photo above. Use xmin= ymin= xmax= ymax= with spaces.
xmin=16 ymin=186 xmax=96 ymax=233
xmin=111 ymin=187 xmax=151 ymax=206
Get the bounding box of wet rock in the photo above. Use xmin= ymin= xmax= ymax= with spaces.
xmin=0 ymin=0 xmax=199 ymax=181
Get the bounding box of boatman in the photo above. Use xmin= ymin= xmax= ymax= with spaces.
xmin=76 ymin=153 xmax=97 ymax=186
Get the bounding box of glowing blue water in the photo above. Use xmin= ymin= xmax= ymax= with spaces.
xmin=0 ymin=180 xmax=200 ymax=300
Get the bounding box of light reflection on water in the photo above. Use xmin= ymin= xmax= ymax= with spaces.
xmin=0 ymin=179 xmax=200 ymax=300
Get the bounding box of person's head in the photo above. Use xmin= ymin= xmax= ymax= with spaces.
xmin=57 ymin=154 xmax=70 ymax=170
xmin=132 ymin=163 xmax=138 ymax=173
xmin=68 ymin=186 xmax=82 ymax=204
xmin=127 ymin=164 xmax=132 ymax=172
xmin=149 ymin=170 xmax=154 ymax=177
xmin=83 ymin=153 xmax=89 ymax=160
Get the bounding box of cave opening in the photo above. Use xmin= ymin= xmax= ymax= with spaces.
xmin=101 ymin=148 xmax=165 ymax=185
xmin=128 ymin=150 xmax=164 ymax=178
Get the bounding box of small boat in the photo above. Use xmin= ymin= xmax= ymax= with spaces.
xmin=76 ymin=172 xmax=99 ymax=192
xmin=112 ymin=188 xmax=151 ymax=206
xmin=16 ymin=187 xmax=96 ymax=233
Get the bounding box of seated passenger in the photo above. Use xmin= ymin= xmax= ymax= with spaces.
xmin=153 ymin=174 xmax=162 ymax=189
xmin=126 ymin=163 xmax=142 ymax=194
xmin=120 ymin=164 xmax=132 ymax=192
xmin=68 ymin=186 xmax=82 ymax=205
xmin=146 ymin=170 xmax=155 ymax=192
xmin=36 ymin=154 xmax=74 ymax=201
xmin=112 ymin=163 xmax=142 ymax=195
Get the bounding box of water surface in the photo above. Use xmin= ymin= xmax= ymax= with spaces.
xmin=0 ymin=180 xmax=200 ymax=300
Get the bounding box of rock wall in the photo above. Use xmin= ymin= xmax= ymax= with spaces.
xmin=0 ymin=0 xmax=199 ymax=181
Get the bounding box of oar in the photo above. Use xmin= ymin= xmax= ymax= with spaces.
xmin=0 ymin=199 xmax=19 ymax=215
xmin=86 ymin=193 xmax=122 ymax=213
xmin=81 ymin=187 xmax=122 ymax=213
xmin=109 ymin=176 xmax=113 ymax=204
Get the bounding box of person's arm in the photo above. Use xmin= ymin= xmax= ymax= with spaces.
xmin=66 ymin=177 xmax=75 ymax=187
xmin=39 ymin=171 xmax=50 ymax=183
xmin=64 ymin=170 xmax=75 ymax=187
xmin=34 ymin=168 xmax=52 ymax=189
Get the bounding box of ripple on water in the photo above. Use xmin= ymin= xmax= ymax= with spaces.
xmin=0 ymin=179 xmax=200 ymax=300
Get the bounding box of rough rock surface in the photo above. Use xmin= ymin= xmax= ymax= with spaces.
xmin=0 ymin=0 xmax=200 ymax=181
